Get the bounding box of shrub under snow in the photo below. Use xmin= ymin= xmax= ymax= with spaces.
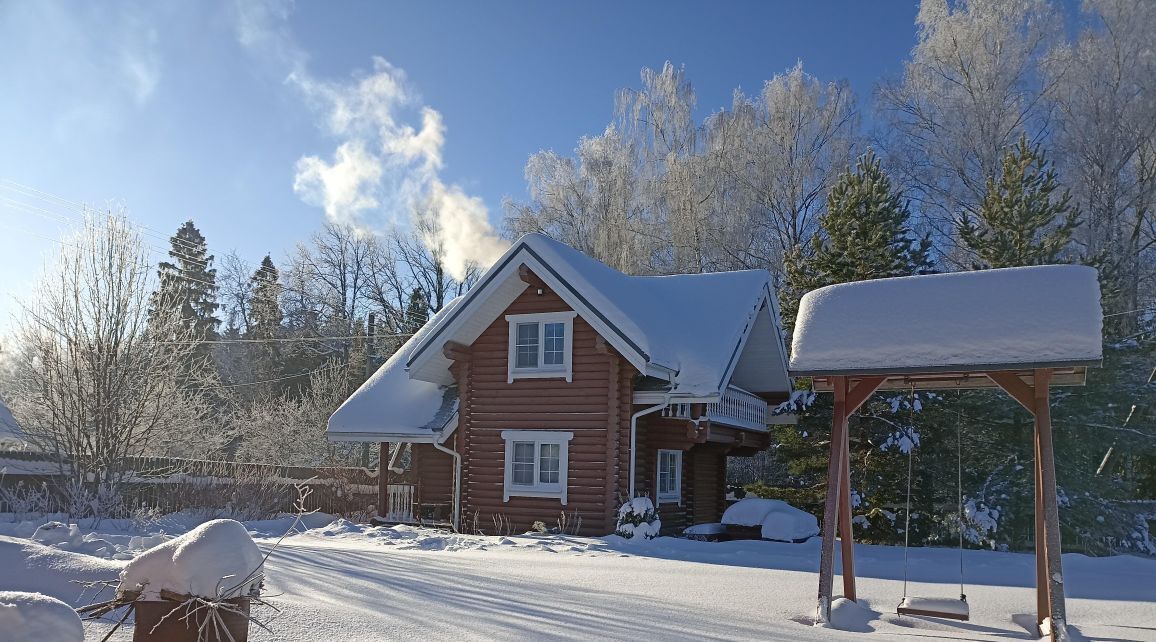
xmin=616 ymin=497 xmax=661 ymax=540
xmin=0 ymin=591 xmax=84 ymax=642
xmin=118 ymin=518 xmax=264 ymax=600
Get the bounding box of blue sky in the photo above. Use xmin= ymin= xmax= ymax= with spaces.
xmin=0 ymin=1 xmax=919 ymax=333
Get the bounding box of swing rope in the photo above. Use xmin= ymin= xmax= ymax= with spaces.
xmin=899 ymin=386 xmax=968 ymax=604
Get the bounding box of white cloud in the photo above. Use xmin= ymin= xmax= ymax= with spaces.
xmin=233 ymin=2 xmax=509 ymax=279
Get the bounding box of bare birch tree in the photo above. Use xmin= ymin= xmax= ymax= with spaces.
xmin=877 ymin=0 xmax=1062 ymax=255
xmin=9 ymin=213 xmax=210 ymax=514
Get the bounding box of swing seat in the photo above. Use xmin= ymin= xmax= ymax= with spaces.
xmin=897 ymin=596 xmax=970 ymax=621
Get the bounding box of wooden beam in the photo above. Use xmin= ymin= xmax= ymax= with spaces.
xmin=1033 ymin=369 xmax=1069 ymax=641
xmin=517 ymin=263 xmax=547 ymax=290
xmin=838 ymin=420 xmax=856 ymax=601
xmin=845 ymin=376 xmax=886 ymax=415
xmin=442 ymin=340 xmax=471 ymax=362
xmin=1034 ymin=419 xmax=1050 ymax=627
xmin=816 ymin=376 xmax=848 ymax=620
xmin=987 ymin=371 xmax=1035 ymax=413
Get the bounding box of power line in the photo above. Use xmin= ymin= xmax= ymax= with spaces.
xmin=154 ymin=332 xmax=412 ymax=345
xmin=194 ymin=363 xmax=341 ymax=390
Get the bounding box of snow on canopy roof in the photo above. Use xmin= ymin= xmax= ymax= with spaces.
xmin=327 ymin=298 xmax=462 ymax=443
xmin=790 ymin=265 xmax=1103 ymax=375
xmin=406 ymin=233 xmax=791 ymax=397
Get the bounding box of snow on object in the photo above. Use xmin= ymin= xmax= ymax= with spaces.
xmin=405 ymin=233 xmax=792 ymax=398
xmin=118 ymin=519 xmax=264 ymax=600
xmin=790 ymin=265 xmax=1103 ymax=374
xmin=31 ymin=522 xmax=82 ymax=548
xmin=721 ymin=498 xmax=819 ymax=542
xmin=0 ymin=398 xmax=26 ymax=448
xmin=0 ymin=591 xmax=84 ymax=642
xmin=327 ymin=297 xmax=463 ymax=442
xmin=616 ymin=497 xmax=661 ymax=541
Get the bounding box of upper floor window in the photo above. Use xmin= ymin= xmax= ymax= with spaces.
xmin=506 ymin=311 xmax=576 ymax=382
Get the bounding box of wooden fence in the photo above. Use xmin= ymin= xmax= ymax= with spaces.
xmin=0 ymin=450 xmax=378 ymax=519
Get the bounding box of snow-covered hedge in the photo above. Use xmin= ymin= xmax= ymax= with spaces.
xmin=616 ymin=497 xmax=661 ymax=540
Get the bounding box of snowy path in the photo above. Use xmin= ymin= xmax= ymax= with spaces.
xmin=4 ymin=522 xmax=1152 ymax=641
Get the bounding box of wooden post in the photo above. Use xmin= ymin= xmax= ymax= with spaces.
xmin=1033 ymin=369 xmax=1069 ymax=641
xmin=816 ymin=377 xmax=847 ymax=621
xmin=838 ymin=418 xmax=856 ymax=601
xmin=1034 ymin=423 xmax=1050 ymax=627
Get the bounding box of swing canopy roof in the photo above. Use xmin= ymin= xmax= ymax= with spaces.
xmin=790 ymin=265 xmax=1103 ymax=391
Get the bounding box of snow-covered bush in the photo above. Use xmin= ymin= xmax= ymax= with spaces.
xmin=616 ymin=497 xmax=660 ymax=540
xmin=0 ymin=591 xmax=84 ymax=642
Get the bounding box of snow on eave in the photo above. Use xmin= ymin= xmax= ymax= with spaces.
xmin=327 ymin=300 xmax=461 ymax=443
xmin=401 ymin=233 xmax=792 ymax=398
xmin=789 ymin=265 xmax=1104 ymax=375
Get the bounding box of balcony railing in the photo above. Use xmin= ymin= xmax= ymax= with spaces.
xmin=384 ymin=483 xmax=416 ymax=523
xmin=660 ymin=385 xmax=769 ymax=432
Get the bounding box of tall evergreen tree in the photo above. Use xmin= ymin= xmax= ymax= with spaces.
xmin=958 ymin=135 xmax=1080 ymax=269
xmin=404 ymin=287 xmax=430 ymax=335
xmin=771 ymin=152 xmax=933 ymax=545
xmin=784 ymin=150 xmax=932 ymax=328
xmin=149 ymin=221 xmax=220 ymax=382
xmin=247 ymin=255 xmax=285 ymax=397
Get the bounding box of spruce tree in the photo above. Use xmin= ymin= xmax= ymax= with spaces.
xmin=958 ymin=135 xmax=1080 ymax=269
xmin=149 ymin=221 xmax=220 ymax=382
xmin=784 ymin=150 xmax=932 ymax=328
xmin=404 ymin=288 xmax=430 ymax=335
xmin=247 ymin=255 xmax=285 ymax=396
xmin=772 ymin=151 xmax=933 ymax=544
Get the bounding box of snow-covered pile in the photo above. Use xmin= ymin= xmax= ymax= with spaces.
xmin=722 ymin=498 xmax=819 ymax=542
xmin=616 ymin=497 xmax=661 ymax=540
xmin=0 ymin=591 xmax=84 ymax=642
xmin=118 ymin=519 xmax=264 ymax=600
xmin=791 ymin=264 xmax=1102 ymax=373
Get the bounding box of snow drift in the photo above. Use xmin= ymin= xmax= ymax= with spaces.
xmin=0 ymin=591 xmax=84 ymax=642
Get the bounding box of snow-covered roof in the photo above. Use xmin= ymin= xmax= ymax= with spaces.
xmin=327 ymin=299 xmax=462 ymax=443
xmin=404 ymin=233 xmax=792 ymax=398
xmin=790 ymin=265 xmax=1103 ymax=376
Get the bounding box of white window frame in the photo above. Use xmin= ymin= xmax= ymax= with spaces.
xmin=505 ymin=311 xmax=577 ymax=382
xmin=502 ymin=430 xmax=574 ymax=503
xmin=656 ymin=449 xmax=683 ymax=505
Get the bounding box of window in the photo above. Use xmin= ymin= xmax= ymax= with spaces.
xmin=505 ymin=312 xmax=576 ymax=382
xmin=656 ymin=449 xmax=682 ymax=505
xmin=502 ymin=430 xmax=574 ymax=503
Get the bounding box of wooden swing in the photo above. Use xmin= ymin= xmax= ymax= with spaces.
xmin=896 ymin=388 xmax=969 ymax=622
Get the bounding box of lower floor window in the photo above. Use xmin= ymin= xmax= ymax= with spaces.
xmin=502 ymin=430 xmax=574 ymax=503
xmin=656 ymin=449 xmax=683 ymax=505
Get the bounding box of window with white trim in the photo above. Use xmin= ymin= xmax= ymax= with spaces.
xmin=506 ymin=311 xmax=576 ymax=382
xmin=502 ymin=430 xmax=574 ymax=503
xmin=656 ymin=449 xmax=682 ymax=505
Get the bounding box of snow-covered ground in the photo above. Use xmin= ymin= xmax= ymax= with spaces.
xmin=1 ymin=515 xmax=1154 ymax=641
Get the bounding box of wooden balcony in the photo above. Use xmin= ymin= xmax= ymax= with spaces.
xmin=661 ymin=385 xmax=769 ymax=432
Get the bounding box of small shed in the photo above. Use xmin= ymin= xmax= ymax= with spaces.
xmin=790 ymin=265 xmax=1102 ymax=641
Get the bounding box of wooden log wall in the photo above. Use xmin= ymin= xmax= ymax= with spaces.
xmin=454 ymin=280 xmax=635 ymax=536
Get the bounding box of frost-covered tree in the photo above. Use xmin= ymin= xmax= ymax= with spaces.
xmin=1046 ymin=0 xmax=1156 ymax=334
xmin=10 ymin=213 xmax=215 ymax=514
xmin=712 ymin=62 xmax=859 ymax=279
xmin=878 ymin=0 xmax=1062 ymax=245
xmin=958 ymin=135 xmax=1080 ymax=269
